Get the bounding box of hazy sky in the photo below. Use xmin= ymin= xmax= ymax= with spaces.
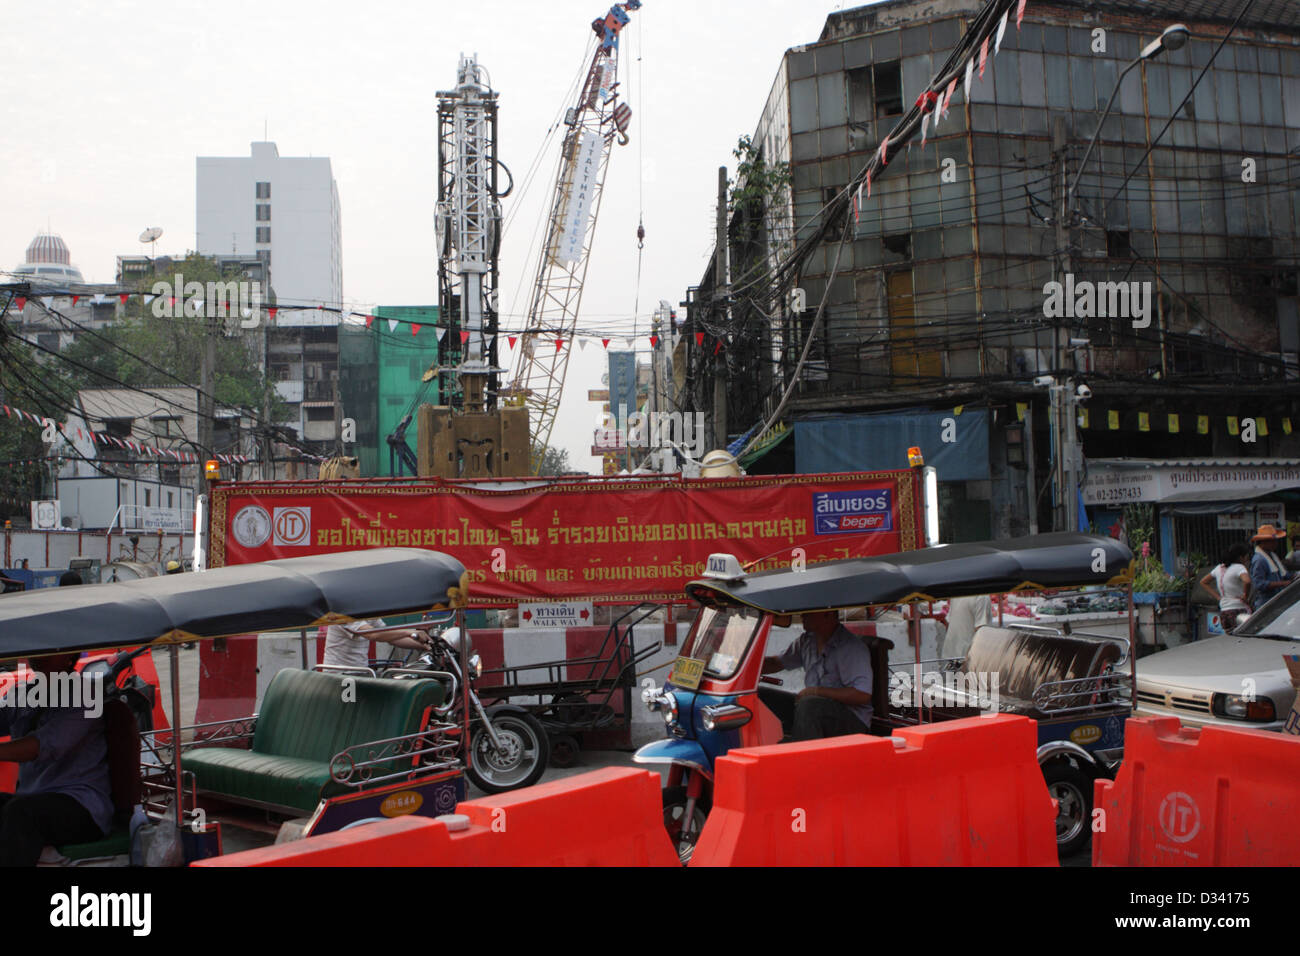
xmin=1 ymin=0 xmax=850 ymax=470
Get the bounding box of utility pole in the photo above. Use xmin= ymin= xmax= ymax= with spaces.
xmin=1051 ymin=116 xmax=1081 ymax=532
xmin=199 ymin=311 xmax=215 ymax=472
xmin=713 ymin=166 xmax=729 ymax=452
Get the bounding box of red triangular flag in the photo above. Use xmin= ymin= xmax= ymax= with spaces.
xmin=412 ymin=323 xmax=421 ymax=337
xmin=169 ymin=297 xmax=176 ymax=307
xmin=556 ymin=339 xmax=565 ymax=351
xmin=14 ymin=296 xmax=26 ymax=311
xmin=364 ymin=315 xmax=374 ymax=329
xmin=650 ymin=335 xmax=659 ymax=347
xmin=268 ymin=307 xmax=278 ymax=320
xmin=508 ymin=335 xmax=518 ymax=349
xmin=119 ymin=293 xmax=129 ymax=305
xmin=979 ymin=36 xmax=990 ymax=77
xmin=713 ymin=340 xmax=724 ymax=355
xmin=71 ymin=295 xmax=80 ymax=306
xmin=695 ymin=332 xmax=704 ymax=347
xmin=601 ymin=338 xmax=610 ymax=349
xmin=1016 ymin=0 xmax=1027 ymax=27
xmin=460 ymin=331 xmax=470 ymax=346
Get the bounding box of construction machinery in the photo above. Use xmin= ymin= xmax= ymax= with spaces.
xmin=506 ymin=1 xmax=641 ymax=471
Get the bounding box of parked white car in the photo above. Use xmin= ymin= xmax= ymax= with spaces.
xmin=1135 ymin=579 xmax=1300 ymax=731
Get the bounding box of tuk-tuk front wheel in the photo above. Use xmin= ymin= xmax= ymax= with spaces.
xmin=1042 ymin=759 xmax=1094 ymax=859
xmin=662 ymin=786 xmax=710 ymax=866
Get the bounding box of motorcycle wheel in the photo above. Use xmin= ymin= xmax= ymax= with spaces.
xmin=465 ymin=710 xmax=549 ymax=794
xmin=662 ymin=785 xmax=711 ymax=866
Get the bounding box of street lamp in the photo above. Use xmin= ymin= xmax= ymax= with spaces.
xmin=1066 ymin=23 xmax=1190 ymax=218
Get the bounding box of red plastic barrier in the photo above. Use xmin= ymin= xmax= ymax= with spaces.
xmin=690 ymin=714 xmax=1058 ymax=866
xmin=1093 ymin=716 xmax=1300 ymax=866
xmin=195 ymin=767 xmax=678 ymax=867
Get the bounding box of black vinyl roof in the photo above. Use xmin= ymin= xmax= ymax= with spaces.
xmin=0 ymin=549 xmax=467 ymax=660
xmin=685 ymin=533 xmax=1134 ymax=614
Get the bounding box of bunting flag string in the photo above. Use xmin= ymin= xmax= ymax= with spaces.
xmin=994 ymin=9 xmax=1009 ymax=54
xmin=1017 ymin=0 xmax=1027 ymax=28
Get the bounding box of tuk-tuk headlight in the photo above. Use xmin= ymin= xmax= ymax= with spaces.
xmin=660 ymin=691 xmax=679 ymax=727
xmin=1212 ymin=694 xmax=1275 ymax=721
xmin=468 ymin=654 xmax=482 ymax=680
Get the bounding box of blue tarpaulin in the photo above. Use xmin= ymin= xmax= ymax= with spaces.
xmin=794 ymin=409 xmax=990 ymax=481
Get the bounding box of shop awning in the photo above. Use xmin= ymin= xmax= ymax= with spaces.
xmin=1083 ymin=458 xmax=1300 ymax=504
xmin=795 ymin=408 xmax=990 ymax=480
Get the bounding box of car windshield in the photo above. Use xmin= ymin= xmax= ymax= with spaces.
xmin=1236 ymin=579 xmax=1300 ymax=641
xmin=680 ymin=606 xmax=762 ymax=680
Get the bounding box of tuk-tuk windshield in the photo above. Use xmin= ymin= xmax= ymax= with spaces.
xmin=681 ymin=606 xmax=762 ymax=681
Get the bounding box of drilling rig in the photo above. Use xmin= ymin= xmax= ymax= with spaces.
xmin=417 ymin=54 xmax=530 ymax=478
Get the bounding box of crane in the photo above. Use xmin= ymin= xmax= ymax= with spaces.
xmin=506 ymin=1 xmax=640 ymax=470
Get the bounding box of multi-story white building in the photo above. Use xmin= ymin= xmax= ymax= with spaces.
xmin=196 ymin=141 xmax=342 ymax=309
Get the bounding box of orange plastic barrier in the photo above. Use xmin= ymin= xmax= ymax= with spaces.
xmin=690 ymin=714 xmax=1058 ymax=866
xmin=1093 ymin=716 xmax=1300 ymax=866
xmin=196 ymin=767 xmax=678 ymax=867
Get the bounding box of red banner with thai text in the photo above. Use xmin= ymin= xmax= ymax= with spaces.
xmin=211 ymin=472 xmax=922 ymax=604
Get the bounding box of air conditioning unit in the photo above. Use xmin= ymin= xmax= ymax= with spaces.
xmin=31 ymin=500 xmax=61 ymax=531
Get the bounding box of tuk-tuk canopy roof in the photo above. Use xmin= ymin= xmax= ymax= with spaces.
xmin=0 ymin=548 xmax=467 ymax=661
xmin=685 ymin=533 xmax=1134 ymax=614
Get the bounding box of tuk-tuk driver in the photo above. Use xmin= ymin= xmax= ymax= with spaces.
xmin=761 ymin=610 xmax=873 ymax=740
xmin=0 ymin=651 xmax=112 ymax=866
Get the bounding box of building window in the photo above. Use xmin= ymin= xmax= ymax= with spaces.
xmin=256 ymin=181 xmax=271 ymax=199
xmin=848 ymin=62 xmax=904 ymax=123
xmin=1106 ymin=230 xmax=1133 ymax=258
xmin=144 ymin=488 xmax=152 ymax=507
xmin=256 ymin=204 xmax=271 ymax=221
xmin=256 ymin=226 xmax=271 ymax=244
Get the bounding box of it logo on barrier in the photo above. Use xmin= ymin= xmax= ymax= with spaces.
xmin=1158 ymin=791 xmax=1201 ymax=844
xmin=273 ymin=507 xmax=311 ymax=546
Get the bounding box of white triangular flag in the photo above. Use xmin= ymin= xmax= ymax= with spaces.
xmin=921 ymin=112 xmax=930 ymax=147
xmin=342 ymin=306 xmax=353 ymax=322
xmin=964 ymin=57 xmax=974 ymax=99
xmin=388 ymin=319 xmax=399 ymax=333
xmin=437 ymin=327 xmax=447 ymax=343
xmin=143 ymin=294 xmax=156 ymax=305
xmin=91 ymin=294 xmax=106 ymax=305
xmin=578 ymin=337 xmax=589 ymax=351
xmin=40 ymin=296 xmax=54 ymax=309
xmin=995 ymin=10 xmax=1009 ymax=54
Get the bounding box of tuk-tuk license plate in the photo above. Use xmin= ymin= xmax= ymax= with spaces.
xmin=671 ymin=656 xmax=706 ymax=690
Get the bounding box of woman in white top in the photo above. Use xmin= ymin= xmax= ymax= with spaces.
xmin=1200 ymin=542 xmax=1253 ymax=632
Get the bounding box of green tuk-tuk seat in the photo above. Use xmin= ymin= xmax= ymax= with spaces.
xmin=183 ymin=669 xmax=446 ymax=815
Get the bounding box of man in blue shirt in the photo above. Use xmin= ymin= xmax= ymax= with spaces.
xmin=0 ymin=650 xmax=112 ymax=865
xmin=1249 ymin=525 xmax=1293 ymax=612
xmin=762 ymin=610 xmax=874 ymax=741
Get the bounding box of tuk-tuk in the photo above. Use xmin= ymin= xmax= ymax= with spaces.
xmin=635 ymin=532 xmax=1135 ymax=862
xmin=0 ymin=547 xmax=474 ymax=865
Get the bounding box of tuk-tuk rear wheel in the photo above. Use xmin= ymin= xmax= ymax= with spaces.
xmin=1042 ymin=759 xmax=1094 ymax=858
xmin=662 ymin=786 xmax=710 ymax=866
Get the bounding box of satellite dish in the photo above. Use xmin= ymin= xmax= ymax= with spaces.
xmin=139 ymin=227 xmax=163 ymax=243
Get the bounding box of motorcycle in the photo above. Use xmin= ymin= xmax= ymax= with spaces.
xmin=374 ymin=621 xmax=549 ymax=795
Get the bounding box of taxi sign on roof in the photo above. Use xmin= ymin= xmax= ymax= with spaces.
xmin=704 ymin=553 xmax=745 ymax=580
